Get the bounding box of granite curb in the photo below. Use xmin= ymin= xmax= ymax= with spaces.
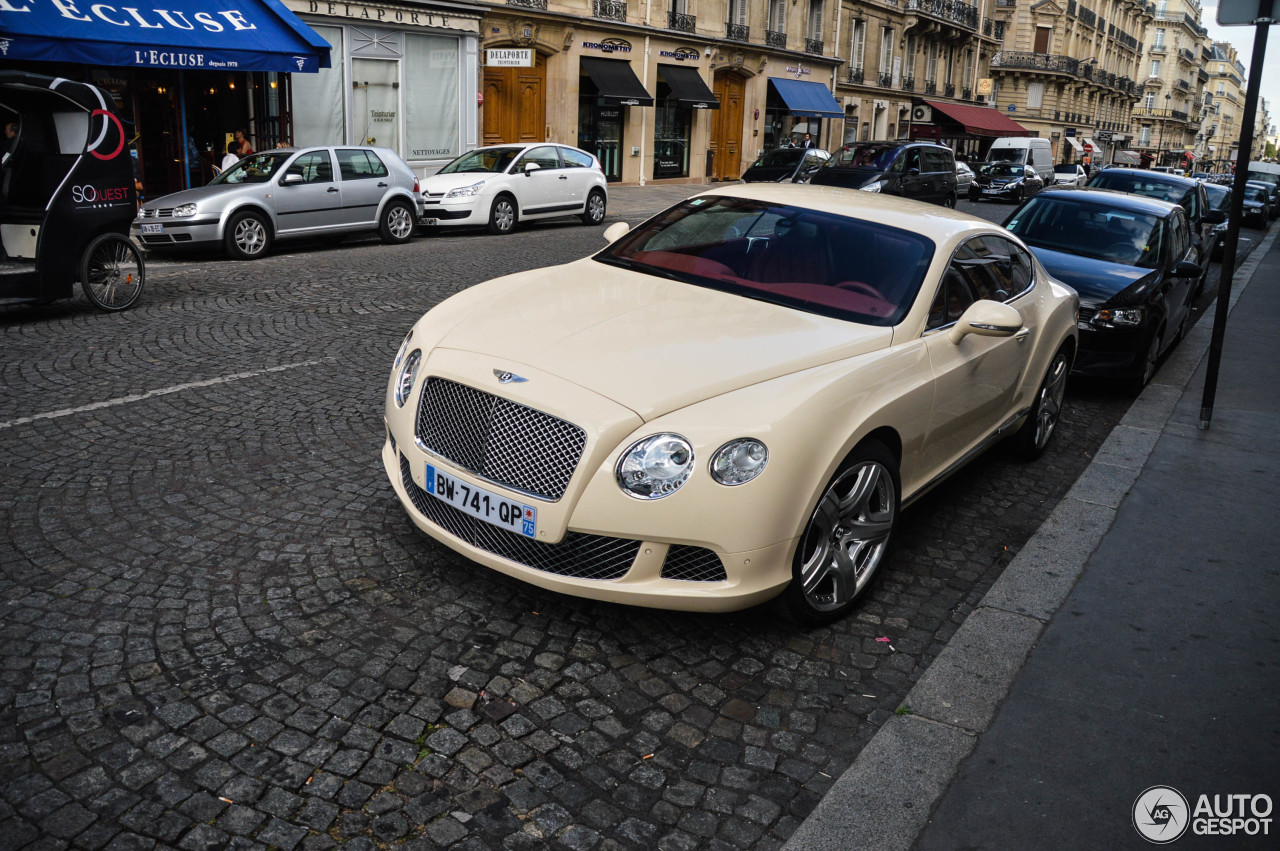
xmin=781 ymin=223 xmax=1280 ymax=851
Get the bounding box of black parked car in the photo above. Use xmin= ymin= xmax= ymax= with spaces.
xmin=1005 ymin=188 xmax=1203 ymax=394
xmin=969 ymin=162 xmax=1045 ymax=203
xmin=1086 ymin=168 xmax=1223 ymax=286
xmin=1242 ymin=182 xmax=1272 ymax=227
xmin=810 ymin=140 xmax=958 ymax=207
xmin=1203 ymin=182 xmax=1232 ymax=261
xmin=740 ymin=146 xmax=830 ymax=184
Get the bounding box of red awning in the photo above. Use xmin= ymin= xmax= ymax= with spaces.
xmin=924 ymin=101 xmax=1030 ymax=137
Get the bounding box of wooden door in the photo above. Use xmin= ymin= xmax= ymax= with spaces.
xmin=711 ymin=73 xmax=745 ymax=181
xmin=1033 ymin=26 xmax=1051 ymax=54
xmin=483 ymin=54 xmax=546 ymax=146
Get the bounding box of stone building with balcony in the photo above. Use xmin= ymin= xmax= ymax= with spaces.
xmin=831 ymin=0 xmax=1026 ymax=160
xmin=987 ymin=0 xmax=1151 ymax=166
xmin=1192 ymin=42 xmax=1246 ymax=170
xmin=1128 ymin=0 xmax=1210 ymax=169
xmin=473 ymin=0 xmax=847 ymax=184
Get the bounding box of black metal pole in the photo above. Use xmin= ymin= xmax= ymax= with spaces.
xmin=1199 ymin=2 xmax=1273 ymax=429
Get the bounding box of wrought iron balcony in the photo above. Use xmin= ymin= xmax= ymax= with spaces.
xmin=805 ymin=37 xmax=824 ymax=54
xmin=726 ymin=22 xmax=749 ymax=41
xmin=904 ymin=0 xmax=980 ymax=30
xmin=667 ymin=11 xmax=696 ymax=33
xmin=996 ymin=0 xmax=1015 ymax=6
xmin=765 ymin=29 xmax=787 ymax=48
xmin=1079 ymin=6 xmax=1097 ymax=27
xmin=1197 ymin=68 xmax=1209 ymax=83
xmin=945 ymin=82 xmax=956 ymax=98
xmin=847 ymin=67 xmax=865 ymax=84
xmin=593 ymin=0 xmax=627 ymax=22
xmin=1174 ymin=78 xmax=1191 ymax=92
xmin=962 ymin=86 xmax=972 ymax=100
xmin=1150 ymin=43 xmax=1167 ymax=54
xmin=506 ymin=0 xmax=548 ymax=8
xmin=902 ymin=76 xmax=915 ymax=92
xmin=1178 ymin=47 xmax=1196 ymax=64
xmin=994 ymin=21 xmax=1005 ymax=38
xmin=924 ymin=80 xmax=937 ymax=95
xmin=991 ymin=50 xmax=1080 ymax=75
xmin=1067 ymin=0 xmax=1076 ymax=15
xmin=879 ymin=71 xmax=894 ymax=87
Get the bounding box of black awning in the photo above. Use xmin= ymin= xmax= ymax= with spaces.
xmin=581 ymin=57 xmax=654 ymax=107
xmin=658 ymin=64 xmax=720 ymax=109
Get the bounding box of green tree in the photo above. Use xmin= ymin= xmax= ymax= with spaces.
xmin=1266 ymin=141 xmax=1277 ymax=160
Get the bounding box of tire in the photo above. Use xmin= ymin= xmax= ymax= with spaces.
xmin=80 ymin=233 xmax=145 ymax=311
xmin=782 ymin=441 xmax=899 ymax=625
xmin=378 ymin=199 xmax=415 ymax=244
xmin=487 ymin=194 xmax=517 ymax=235
xmin=581 ymin=189 xmax=607 ymax=225
xmin=225 ymin=210 xmax=272 ymax=260
xmin=1127 ymin=327 xmax=1163 ymax=396
xmin=1010 ymin=345 xmax=1071 ymax=460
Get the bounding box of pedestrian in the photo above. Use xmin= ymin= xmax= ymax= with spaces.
xmin=233 ymin=128 xmax=254 ymax=157
xmin=803 ymin=133 xmax=813 ymax=149
xmin=221 ymin=140 xmax=241 ymax=171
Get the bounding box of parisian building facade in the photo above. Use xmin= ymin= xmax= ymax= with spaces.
xmin=1129 ymin=0 xmax=1209 ymax=170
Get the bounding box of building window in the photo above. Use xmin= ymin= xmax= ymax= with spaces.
xmin=1027 ymin=81 xmax=1044 ymax=109
xmin=925 ymin=41 xmax=938 ymax=83
xmin=1153 ymin=29 xmax=1165 ymax=48
xmin=807 ymin=0 xmax=824 ymax=40
xmin=728 ymin=0 xmax=748 ymax=27
xmin=1143 ymin=91 xmax=1154 ymax=108
xmin=1217 ymin=82 xmax=1225 ymax=94
xmin=1139 ymin=126 xmax=1151 ymax=145
xmin=768 ymin=0 xmax=785 ymax=32
xmin=1150 ymin=59 xmax=1161 ymax=77
xmin=849 ymin=19 xmax=865 ymax=71
xmin=879 ymin=27 xmax=894 ymax=79
xmin=405 ymin=34 xmax=461 ymax=161
xmin=654 ymin=72 xmax=692 ymax=179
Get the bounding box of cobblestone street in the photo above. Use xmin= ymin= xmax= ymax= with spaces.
xmin=2 ymin=192 xmax=1152 ymax=851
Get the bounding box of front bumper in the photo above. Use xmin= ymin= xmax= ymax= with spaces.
xmin=969 ymin=183 xmax=1022 ymax=201
xmin=419 ymin=196 xmax=482 ymax=226
xmin=1072 ymin=320 xmax=1154 ymax=379
xmin=130 ymin=218 xmax=221 ymax=249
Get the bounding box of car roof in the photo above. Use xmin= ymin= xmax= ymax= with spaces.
xmin=1094 ymin=167 xmax=1198 ymax=188
xmin=1034 ymin=186 xmax=1182 ymax=217
xmin=691 ymin=183 xmax=1005 ymax=242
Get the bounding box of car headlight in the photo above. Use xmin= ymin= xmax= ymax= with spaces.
xmin=445 ymin=181 xmax=486 ymax=199
xmin=859 ymin=180 xmax=885 ymax=193
xmin=394 ymin=349 xmax=422 ymax=407
xmin=1091 ymin=307 xmax=1145 ymax=328
xmin=616 ymin=434 xmax=694 ymax=499
xmin=710 ymin=439 xmax=768 ymax=486
xmin=393 ymin=329 xmax=413 ymax=369
xmin=173 ymin=203 xmax=197 ymax=217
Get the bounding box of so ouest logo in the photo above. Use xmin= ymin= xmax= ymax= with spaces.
xmin=1133 ymin=786 xmax=1273 ymax=843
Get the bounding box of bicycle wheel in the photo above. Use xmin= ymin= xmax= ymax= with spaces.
xmin=80 ymin=233 xmax=145 ymax=311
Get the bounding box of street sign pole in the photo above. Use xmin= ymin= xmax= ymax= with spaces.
xmin=1200 ymin=0 xmax=1275 ymax=429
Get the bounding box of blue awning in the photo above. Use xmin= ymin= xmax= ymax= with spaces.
xmin=0 ymin=0 xmax=330 ymax=73
xmin=768 ymin=78 xmax=843 ymax=119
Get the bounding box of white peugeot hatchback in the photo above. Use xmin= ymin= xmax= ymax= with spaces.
xmin=419 ymin=144 xmax=609 ymax=235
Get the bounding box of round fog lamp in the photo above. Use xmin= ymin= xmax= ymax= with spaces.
xmin=395 ymin=349 xmax=421 ymax=408
xmin=710 ymin=438 xmax=769 ymax=486
xmin=616 ymin=434 xmax=694 ymax=499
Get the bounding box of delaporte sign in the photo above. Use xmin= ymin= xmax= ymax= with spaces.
xmin=486 ymin=48 xmax=532 ymax=67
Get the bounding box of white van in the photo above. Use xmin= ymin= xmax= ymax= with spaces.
xmin=985 ymin=137 xmax=1055 ymax=183
xmin=1245 ymin=161 xmax=1280 ymax=219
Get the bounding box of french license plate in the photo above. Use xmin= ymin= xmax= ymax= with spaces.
xmin=983 ymin=188 xmax=1001 ymax=195
xmin=141 ymin=223 xmax=165 ymax=234
xmin=426 ymin=464 xmax=536 ymax=538
xmin=422 ymin=218 xmax=439 ymax=226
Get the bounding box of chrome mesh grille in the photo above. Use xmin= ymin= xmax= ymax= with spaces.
xmin=661 ymin=545 xmax=728 ymax=582
xmin=416 ymin=377 xmax=586 ymax=501
xmin=400 ymin=454 xmax=640 ymax=581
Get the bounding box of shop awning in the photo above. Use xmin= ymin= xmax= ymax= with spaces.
xmin=768 ymin=78 xmax=843 ymax=119
xmin=1065 ymin=136 xmax=1084 ymax=153
xmin=581 ymin=57 xmax=654 ymax=107
xmin=923 ymin=100 xmax=1030 ymax=137
xmin=0 ymin=0 xmax=330 ymax=73
xmin=658 ymin=65 xmax=719 ymax=109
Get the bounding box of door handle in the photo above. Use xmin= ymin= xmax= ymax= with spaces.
xmin=559 ymin=175 xmax=568 ymax=180
xmin=1014 ymin=329 xmax=1030 ymax=342
xmin=327 ymin=187 xmax=339 ymax=193
xmin=377 ymin=182 xmax=388 ymax=187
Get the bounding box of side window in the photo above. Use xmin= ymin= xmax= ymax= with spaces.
xmin=903 ymin=148 xmax=921 ymax=172
xmin=286 ymin=151 xmax=333 ymax=184
xmin=1170 ymin=213 xmax=1190 ymax=260
xmin=928 ymin=242 xmax=982 ymax=330
xmin=986 ymin=237 xmax=1034 ymax=297
xmin=560 ymin=147 xmax=594 ymax=169
xmin=515 ymin=145 xmax=562 ymax=171
xmin=335 ymin=149 xmax=388 ymax=180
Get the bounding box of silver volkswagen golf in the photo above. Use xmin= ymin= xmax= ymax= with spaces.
xmin=132 ymin=146 xmax=424 ymax=260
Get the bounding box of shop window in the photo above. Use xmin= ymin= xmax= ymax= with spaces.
xmin=405 ymin=34 xmax=460 ymax=161
xmin=654 ymin=79 xmax=692 ymax=178
xmin=292 ymin=25 xmax=346 ymax=145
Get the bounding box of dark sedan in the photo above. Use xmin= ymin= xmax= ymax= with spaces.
xmin=1004 ymin=188 xmax=1203 ymax=394
xmin=1242 ymin=183 xmax=1272 ymax=227
xmin=740 ymin=147 xmax=830 ymax=184
xmin=1204 ymin=182 xmax=1231 ymax=261
xmin=969 ymin=162 xmax=1044 ymax=203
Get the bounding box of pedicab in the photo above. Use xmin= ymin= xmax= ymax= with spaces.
xmin=1 ymin=71 xmax=144 ymax=311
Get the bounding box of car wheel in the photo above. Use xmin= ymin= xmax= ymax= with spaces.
xmin=80 ymin=233 xmax=145 ymax=311
xmin=782 ymin=441 xmax=898 ymax=625
xmin=1128 ymin=327 xmax=1163 ymax=396
xmin=1010 ymin=345 xmax=1071 ymax=460
xmin=378 ymin=199 xmax=415 ymax=244
xmin=225 ymin=210 xmax=272 ymax=260
xmin=580 ymin=189 xmax=607 ymax=225
xmin=487 ymin=195 xmax=517 ymax=235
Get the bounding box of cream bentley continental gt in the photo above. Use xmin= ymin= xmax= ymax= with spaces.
xmin=383 ymin=185 xmax=1078 ymax=623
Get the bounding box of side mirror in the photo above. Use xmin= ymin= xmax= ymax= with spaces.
xmin=603 ymin=221 xmax=630 ymax=244
xmin=948 ymin=300 xmax=1024 ymax=345
xmin=280 ymin=173 xmax=304 ymax=186
xmin=1172 ymin=260 xmax=1202 ymax=278
xmin=908 ymin=167 xmax=921 ymax=176
xmin=1203 ymin=209 xmax=1227 ymax=224
xmin=524 ymin=162 xmax=541 ymax=175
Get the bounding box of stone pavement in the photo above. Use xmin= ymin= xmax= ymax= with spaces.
xmin=783 ymin=226 xmax=1280 ymax=850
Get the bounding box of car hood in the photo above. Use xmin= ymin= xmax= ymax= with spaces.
xmin=1028 ymin=246 xmax=1150 ymax=303
xmin=420 ymin=171 xmax=506 ymax=193
xmin=141 ymin=183 xmax=247 ymax=209
xmin=741 ymin=164 xmax=797 ymax=182
xmin=431 ymin=258 xmax=893 ymax=421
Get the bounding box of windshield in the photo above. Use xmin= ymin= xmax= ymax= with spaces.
xmin=1006 ymin=196 xmax=1164 ymax=269
xmin=212 ymin=151 xmax=293 ymax=185
xmin=594 ymin=196 xmax=935 ymax=326
xmin=1244 ymin=186 xmax=1268 ymax=202
xmin=988 ymin=148 xmax=1027 ymax=164
xmin=1246 ymin=170 xmax=1279 ymax=188
xmin=979 ymin=163 xmax=1024 ymax=177
xmin=438 ymin=147 xmax=521 ymax=174
xmin=1203 ymin=184 xmax=1231 ymax=212
xmin=1086 ymin=171 xmax=1191 ymax=207
xmin=753 ymin=148 xmax=805 ymax=168
xmin=826 ymin=143 xmax=900 ymax=170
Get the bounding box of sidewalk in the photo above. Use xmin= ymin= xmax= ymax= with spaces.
xmin=783 ymin=227 xmax=1280 ymax=851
